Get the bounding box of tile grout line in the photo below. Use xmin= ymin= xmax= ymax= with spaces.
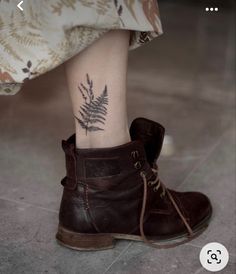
xmin=193 ymin=267 xmax=204 ymax=274
xmin=103 ymin=242 xmax=133 ymax=274
xmin=177 ymin=129 xmax=229 ymax=190
xmin=0 ymin=196 xmax=59 ymax=214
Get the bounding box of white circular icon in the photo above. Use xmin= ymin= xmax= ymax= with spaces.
xmin=199 ymin=242 xmax=229 ymax=272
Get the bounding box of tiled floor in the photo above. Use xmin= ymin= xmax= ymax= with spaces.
xmin=0 ymin=2 xmax=235 ymax=274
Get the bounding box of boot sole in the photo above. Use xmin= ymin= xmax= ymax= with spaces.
xmin=56 ymin=210 xmax=212 ymax=251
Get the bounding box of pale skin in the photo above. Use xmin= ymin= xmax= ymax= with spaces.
xmin=65 ymin=30 xmax=131 ymax=148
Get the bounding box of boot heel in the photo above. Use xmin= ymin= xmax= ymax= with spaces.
xmin=56 ymin=225 xmax=115 ymax=251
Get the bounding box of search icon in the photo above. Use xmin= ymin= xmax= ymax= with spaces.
xmin=211 ymin=253 xmax=218 ymax=261
xmin=200 ymin=242 xmax=229 ymax=271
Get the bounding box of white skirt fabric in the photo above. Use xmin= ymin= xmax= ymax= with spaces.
xmin=0 ymin=0 xmax=162 ymax=95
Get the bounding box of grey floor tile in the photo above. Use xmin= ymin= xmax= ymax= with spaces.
xmin=128 ymin=2 xmax=235 ymax=107
xmin=105 ymin=244 xmax=235 ymax=274
xmin=0 ymin=199 xmax=130 ymax=274
xmin=128 ymin=90 xmax=234 ymax=159
xmin=196 ymin=255 xmax=236 ymax=274
xmin=105 ymin=243 xmax=203 ymax=274
xmin=0 ymin=67 xmax=73 ymax=210
xmin=158 ymin=157 xmax=200 ymax=189
xmin=180 ymin=127 xmax=236 ymax=255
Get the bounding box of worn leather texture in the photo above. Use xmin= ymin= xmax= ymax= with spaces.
xmin=130 ymin=117 xmax=165 ymax=166
xmin=58 ymin=118 xmax=212 ymax=238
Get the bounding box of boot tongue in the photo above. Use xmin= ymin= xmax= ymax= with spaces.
xmin=130 ymin=118 xmax=165 ymax=166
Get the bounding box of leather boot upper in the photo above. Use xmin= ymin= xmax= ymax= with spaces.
xmin=59 ymin=118 xmax=212 ymax=239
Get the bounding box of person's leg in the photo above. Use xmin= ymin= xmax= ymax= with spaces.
xmin=58 ymin=30 xmax=212 ymax=251
xmin=65 ymin=30 xmax=130 ymax=148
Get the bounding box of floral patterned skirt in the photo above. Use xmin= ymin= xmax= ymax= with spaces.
xmin=0 ymin=0 xmax=162 ymax=95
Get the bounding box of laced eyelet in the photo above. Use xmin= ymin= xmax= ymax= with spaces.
xmin=134 ymin=161 xmax=142 ymax=169
xmin=131 ymin=150 xmax=139 ymax=159
xmin=139 ymin=167 xmax=194 ymax=247
xmin=140 ymin=171 xmax=146 ymax=177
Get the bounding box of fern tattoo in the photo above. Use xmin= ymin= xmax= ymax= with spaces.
xmin=75 ymin=74 xmax=108 ymax=135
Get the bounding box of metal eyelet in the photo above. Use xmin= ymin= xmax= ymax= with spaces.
xmin=140 ymin=171 xmax=146 ymax=177
xmin=153 ymin=187 xmax=158 ymax=192
xmin=134 ymin=161 xmax=142 ymax=169
xmin=131 ymin=150 xmax=139 ymax=159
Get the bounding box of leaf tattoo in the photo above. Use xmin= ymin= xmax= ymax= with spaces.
xmin=75 ymin=74 xmax=108 ymax=135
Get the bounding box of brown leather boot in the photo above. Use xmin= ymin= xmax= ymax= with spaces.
xmin=56 ymin=118 xmax=212 ymax=250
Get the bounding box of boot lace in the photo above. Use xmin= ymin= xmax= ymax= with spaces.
xmin=139 ymin=167 xmax=194 ymax=248
xmin=145 ymin=168 xmax=166 ymax=198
